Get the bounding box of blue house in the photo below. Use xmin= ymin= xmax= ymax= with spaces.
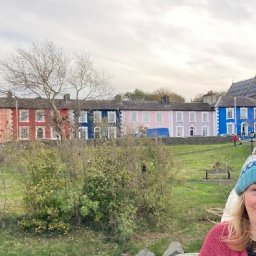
xmin=77 ymin=100 xmax=121 ymax=139
xmin=215 ymin=96 xmax=256 ymax=139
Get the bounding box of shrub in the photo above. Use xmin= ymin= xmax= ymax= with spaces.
xmin=19 ymin=143 xmax=71 ymax=234
xmin=81 ymin=138 xmax=177 ymax=240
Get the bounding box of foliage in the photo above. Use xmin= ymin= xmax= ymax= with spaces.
xmin=121 ymin=87 xmax=185 ymax=103
xmin=0 ymin=142 xmax=252 ymax=255
xmin=19 ymin=143 xmax=71 ymax=234
xmin=81 ymin=138 xmax=177 ymax=240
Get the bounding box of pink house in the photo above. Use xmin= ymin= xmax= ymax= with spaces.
xmin=120 ymin=101 xmax=215 ymax=137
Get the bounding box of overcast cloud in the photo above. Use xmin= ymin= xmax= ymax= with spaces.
xmin=1 ymin=0 xmax=256 ymax=101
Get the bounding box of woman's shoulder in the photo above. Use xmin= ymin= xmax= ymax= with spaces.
xmin=207 ymin=222 xmax=229 ymax=237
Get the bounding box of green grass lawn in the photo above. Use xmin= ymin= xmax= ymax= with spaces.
xmin=0 ymin=142 xmax=252 ymax=255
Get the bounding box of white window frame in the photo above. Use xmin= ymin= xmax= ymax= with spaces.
xmin=176 ymin=126 xmax=184 ymax=137
xmin=130 ymin=111 xmax=137 ymax=122
xmin=189 ymin=112 xmax=196 ymax=122
xmin=94 ymin=127 xmax=101 ymax=138
xmin=93 ymin=111 xmax=102 ymax=123
xmin=19 ymin=126 xmax=29 ymax=140
xmin=254 ymin=108 xmax=256 ymax=119
xmin=176 ymin=112 xmax=183 ymax=122
xmin=156 ymin=112 xmax=163 ymax=122
xmin=108 ymin=127 xmax=116 ymax=138
xmin=19 ymin=110 xmax=29 ymax=122
xmin=240 ymin=107 xmax=248 ymax=119
xmin=36 ymin=110 xmax=45 ymax=122
xmin=226 ymin=108 xmax=234 ymax=119
xmin=108 ymin=111 xmax=116 ymax=123
xmin=79 ymin=127 xmax=88 ymax=139
xmin=202 ymin=112 xmax=208 ymax=122
xmin=226 ymin=123 xmax=235 ymax=135
xmin=79 ymin=111 xmax=88 ymax=123
xmin=36 ymin=127 xmax=45 ymax=140
xmin=254 ymin=122 xmax=256 ymax=133
xmin=142 ymin=112 xmax=150 ymax=123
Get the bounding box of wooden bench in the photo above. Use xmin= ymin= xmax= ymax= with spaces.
xmin=205 ymin=162 xmax=231 ymax=180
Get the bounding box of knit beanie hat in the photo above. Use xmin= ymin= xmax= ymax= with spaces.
xmin=235 ymin=159 xmax=256 ymax=195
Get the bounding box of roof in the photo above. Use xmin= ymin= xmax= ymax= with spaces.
xmin=0 ymin=97 xmax=214 ymax=112
xmin=215 ymin=96 xmax=256 ymax=107
xmin=226 ymin=77 xmax=256 ymax=98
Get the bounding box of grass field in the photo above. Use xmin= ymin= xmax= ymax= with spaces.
xmin=0 ymin=142 xmax=252 ymax=255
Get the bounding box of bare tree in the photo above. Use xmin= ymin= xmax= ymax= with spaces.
xmin=67 ymin=53 xmax=113 ymax=138
xmin=1 ymin=41 xmax=112 ymax=140
xmin=1 ymin=40 xmax=69 ymax=139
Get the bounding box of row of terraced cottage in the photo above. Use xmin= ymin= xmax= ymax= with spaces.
xmin=1 ymin=77 xmax=256 ymax=142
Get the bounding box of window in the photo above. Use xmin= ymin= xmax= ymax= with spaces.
xmin=254 ymin=108 xmax=256 ymax=119
xmin=93 ymin=111 xmax=102 ymax=123
xmin=189 ymin=112 xmax=196 ymax=122
xmin=156 ymin=112 xmax=163 ymax=122
xmin=130 ymin=112 xmax=137 ymax=122
xmin=240 ymin=108 xmax=248 ymax=119
xmin=79 ymin=127 xmax=88 ymax=139
xmin=52 ymin=127 xmax=60 ymax=140
xmin=94 ymin=127 xmax=101 ymax=139
xmin=36 ymin=127 xmax=44 ymax=139
xmin=142 ymin=112 xmax=150 ymax=122
xmin=20 ymin=127 xmax=29 ymax=139
xmin=36 ymin=110 xmax=45 ymax=122
xmin=202 ymin=112 xmax=208 ymax=122
xmin=226 ymin=108 xmax=234 ymax=119
xmin=19 ymin=110 xmax=29 ymax=122
xmin=176 ymin=112 xmax=183 ymax=122
xmin=176 ymin=126 xmax=184 ymax=137
xmin=202 ymin=126 xmax=208 ymax=137
xmin=226 ymin=123 xmax=234 ymax=135
xmin=108 ymin=111 xmax=116 ymax=123
xmin=108 ymin=127 xmax=116 ymax=138
xmin=190 ymin=126 xmax=194 ymax=136
xmin=79 ymin=111 xmax=88 ymax=123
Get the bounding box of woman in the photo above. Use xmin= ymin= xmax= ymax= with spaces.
xmin=199 ymin=159 xmax=256 ymax=256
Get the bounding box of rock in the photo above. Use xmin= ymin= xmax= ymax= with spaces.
xmin=163 ymin=241 xmax=184 ymax=256
xmin=136 ymin=248 xmax=155 ymax=256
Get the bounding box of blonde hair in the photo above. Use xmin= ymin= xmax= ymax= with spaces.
xmin=223 ymin=194 xmax=251 ymax=251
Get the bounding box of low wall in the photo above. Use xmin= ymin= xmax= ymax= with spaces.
xmin=161 ymin=136 xmax=232 ymax=145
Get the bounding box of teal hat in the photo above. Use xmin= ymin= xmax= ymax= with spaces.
xmin=235 ymin=160 xmax=256 ymax=195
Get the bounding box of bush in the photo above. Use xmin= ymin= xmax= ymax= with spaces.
xmin=81 ymin=138 xmax=177 ymax=240
xmin=19 ymin=143 xmax=71 ymax=234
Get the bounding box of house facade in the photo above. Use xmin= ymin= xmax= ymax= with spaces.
xmin=170 ymin=102 xmax=215 ymax=137
xmin=215 ymin=96 xmax=256 ymax=138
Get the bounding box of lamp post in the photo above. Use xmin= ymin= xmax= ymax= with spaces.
xmin=249 ymin=131 xmax=255 ymax=153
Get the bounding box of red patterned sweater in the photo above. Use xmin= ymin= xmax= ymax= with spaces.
xmin=199 ymin=222 xmax=248 ymax=256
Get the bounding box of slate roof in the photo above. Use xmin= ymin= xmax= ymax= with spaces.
xmin=0 ymin=97 xmax=214 ymax=112
xmin=226 ymin=77 xmax=256 ymax=98
xmin=215 ymin=96 xmax=256 ymax=107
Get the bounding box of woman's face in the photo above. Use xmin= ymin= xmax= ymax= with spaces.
xmin=244 ymin=184 xmax=256 ymax=224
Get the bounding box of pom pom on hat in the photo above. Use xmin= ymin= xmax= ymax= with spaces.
xmin=235 ymin=160 xmax=256 ymax=195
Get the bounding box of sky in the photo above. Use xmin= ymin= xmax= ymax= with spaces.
xmin=1 ymin=0 xmax=256 ymax=101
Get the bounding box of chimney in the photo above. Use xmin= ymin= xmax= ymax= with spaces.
xmin=202 ymin=91 xmax=217 ymax=105
xmin=160 ymin=95 xmax=170 ymax=104
xmin=64 ymin=94 xmax=70 ymax=102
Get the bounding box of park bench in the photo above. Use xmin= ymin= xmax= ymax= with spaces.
xmin=205 ymin=162 xmax=231 ymax=180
